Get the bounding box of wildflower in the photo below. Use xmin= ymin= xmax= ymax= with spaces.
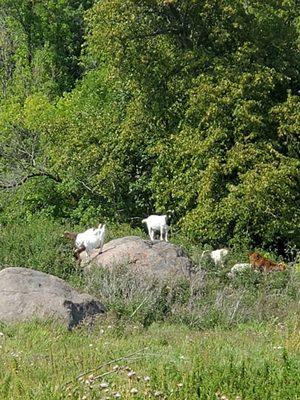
xmin=127 ymin=371 xmax=136 ymax=378
xmin=144 ymin=376 xmax=150 ymax=382
xmin=100 ymin=382 xmax=109 ymax=389
xmin=130 ymin=388 xmax=138 ymax=394
xmin=154 ymin=391 xmax=163 ymax=397
xmin=113 ymin=392 xmax=121 ymax=398
xmin=177 ymin=383 xmax=183 ymax=388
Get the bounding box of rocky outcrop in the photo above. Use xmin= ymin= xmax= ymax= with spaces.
xmin=84 ymin=236 xmax=194 ymax=278
xmin=0 ymin=267 xmax=105 ymax=328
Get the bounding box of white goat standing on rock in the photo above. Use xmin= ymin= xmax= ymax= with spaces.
xmin=74 ymin=224 xmax=106 ymax=261
xmin=142 ymin=215 xmax=169 ymax=242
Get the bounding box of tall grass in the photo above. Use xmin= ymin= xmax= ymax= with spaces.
xmin=0 ymin=216 xmax=75 ymax=278
xmin=84 ymin=261 xmax=299 ymax=329
xmin=0 ymin=320 xmax=299 ymax=399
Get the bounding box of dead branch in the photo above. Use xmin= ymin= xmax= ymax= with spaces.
xmin=64 ymin=348 xmax=149 ymax=387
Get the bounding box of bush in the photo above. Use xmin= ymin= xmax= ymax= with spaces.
xmin=83 ymin=258 xmax=299 ymax=329
xmin=0 ymin=216 xmax=76 ymax=279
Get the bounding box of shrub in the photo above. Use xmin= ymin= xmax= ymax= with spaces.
xmin=83 ymin=260 xmax=299 ymax=329
xmin=0 ymin=216 xmax=76 ymax=279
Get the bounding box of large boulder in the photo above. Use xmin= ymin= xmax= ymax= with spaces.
xmin=84 ymin=236 xmax=194 ymax=278
xmin=0 ymin=267 xmax=105 ymax=328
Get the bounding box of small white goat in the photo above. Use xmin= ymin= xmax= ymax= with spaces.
xmin=201 ymin=248 xmax=229 ymax=267
xmin=75 ymin=223 xmax=106 ymax=260
xmin=142 ymin=215 xmax=169 ymax=242
xmin=227 ymin=263 xmax=255 ymax=278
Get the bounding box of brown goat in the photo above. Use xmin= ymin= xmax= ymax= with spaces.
xmin=249 ymin=252 xmax=286 ymax=272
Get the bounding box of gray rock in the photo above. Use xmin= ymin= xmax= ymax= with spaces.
xmin=0 ymin=267 xmax=105 ymax=328
xmin=84 ymin=236 xmax=194 ymax=278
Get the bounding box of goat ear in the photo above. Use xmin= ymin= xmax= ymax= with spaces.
xmin=98 ymin=223 xmax=102 ymax=229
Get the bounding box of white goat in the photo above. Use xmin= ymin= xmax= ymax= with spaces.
xmin=75 ymin=224 xmax=106 ymax=260
xmin=142 ymin=215 xmax=169 ymax=242
xmin=201 ymin=248 xmax=229 ymax=267
xmin=229 ymin=263 xmax=251 ymax=275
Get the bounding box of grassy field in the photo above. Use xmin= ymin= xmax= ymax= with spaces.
xmin=0 ymin=219 xmax=299 ymax=399
xmin=0 ymin=318 xmax=299 ymax=400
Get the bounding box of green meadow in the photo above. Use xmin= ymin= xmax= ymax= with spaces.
xmin=0 ymin=320 xmax=299 ymax=400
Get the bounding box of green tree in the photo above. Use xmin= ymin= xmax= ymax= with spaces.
xmin=0 ymin=0 xmax=93 ymax=99
xmin=0 ymin=0 xmax=94 ymax=220
xmin=0 ymin=0 xmax=299 ymax=251
xmin=82 ymin=0 xmax=300 ymax=248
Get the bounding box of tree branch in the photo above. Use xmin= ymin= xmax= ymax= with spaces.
xmin=131 ymin=27 xmax=185 ymax=41
xmin=0 ymin=171 xmax=62 ymax=189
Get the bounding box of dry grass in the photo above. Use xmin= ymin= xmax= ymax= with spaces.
xmin=82 ymin=260 xmax=299 ymax=329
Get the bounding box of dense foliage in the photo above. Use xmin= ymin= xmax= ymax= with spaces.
xmin=0 ymin=0 xmax=299 ymax=251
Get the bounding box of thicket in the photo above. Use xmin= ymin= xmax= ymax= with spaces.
xmin=0 ymin=0 xmax=299 ymax=252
